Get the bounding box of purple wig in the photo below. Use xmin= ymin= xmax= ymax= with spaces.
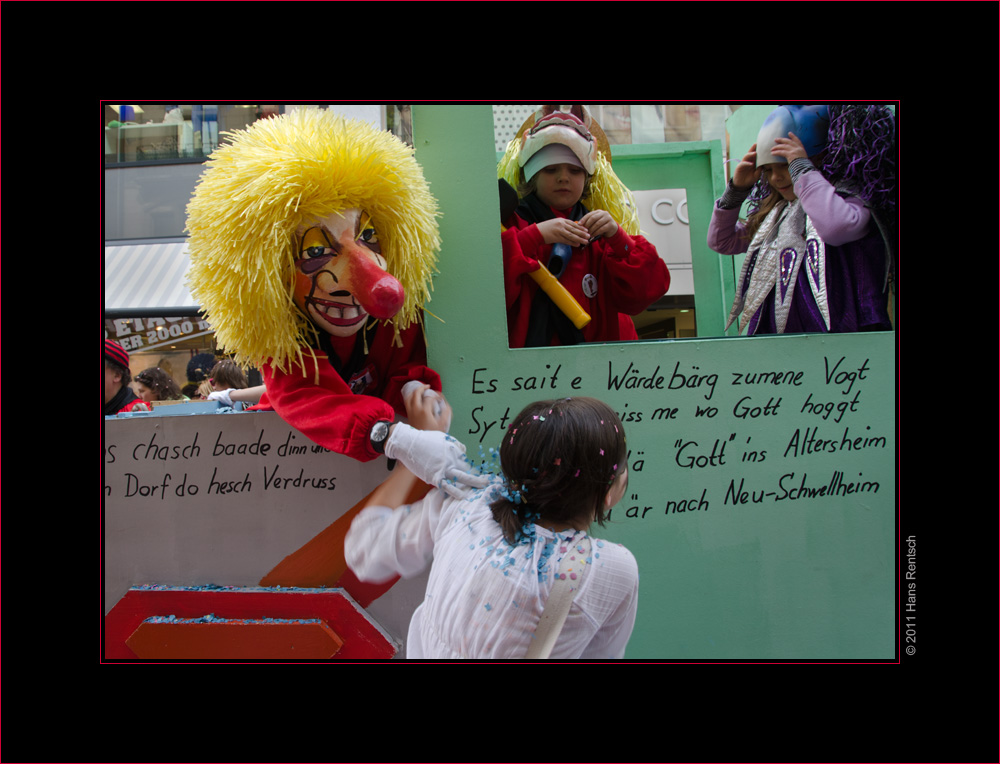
xmin=821 ymin=104 xmax=896 ymax=214
xmin=746 ymin=104 xmax=896 ymax=217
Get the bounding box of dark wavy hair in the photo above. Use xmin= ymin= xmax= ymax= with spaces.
xmin=490 ymin=397 xmax=627 ymax=544
xmin=134 ymin=367 xmax=183 ymax=401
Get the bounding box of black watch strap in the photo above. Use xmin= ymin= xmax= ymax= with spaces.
xmin=370 ymin=420 xmax=393 ymax=454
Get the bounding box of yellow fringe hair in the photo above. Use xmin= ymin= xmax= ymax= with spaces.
xmin=185 ymin=109 xmax=440 ymax=374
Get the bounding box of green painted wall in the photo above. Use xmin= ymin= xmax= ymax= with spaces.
xmin=413 ymin=105 xmax=895 ymax=660
xmin=603 ymin=141 xmax=730 ymax=337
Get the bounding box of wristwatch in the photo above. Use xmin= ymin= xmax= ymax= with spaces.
xmin=369 ymin=420 xmax=393 ymax=454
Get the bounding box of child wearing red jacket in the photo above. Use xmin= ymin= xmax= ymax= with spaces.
xmin=500 ymin=108 xmax=669 ymax=347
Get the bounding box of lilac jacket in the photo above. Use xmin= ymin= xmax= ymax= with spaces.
xmin=708 ymin=171 xmax=892 ymax=334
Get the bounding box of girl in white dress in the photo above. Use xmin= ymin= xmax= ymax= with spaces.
xmin=345 ymin=391 xmax=638 ymax=659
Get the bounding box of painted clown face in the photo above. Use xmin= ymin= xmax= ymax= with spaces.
xmin=292 ymin=209 xmax=405 ymax=338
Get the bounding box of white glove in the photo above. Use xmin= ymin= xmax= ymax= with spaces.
xmin=438 ymin=465 xmax=493 ymax=499
xmin=207 ymin=389 xmax=234 ymax=407
xmin=401 ymin=380 xmax=451 ymax=432
xmin=385 ymin=423 xmax=491 ymax=498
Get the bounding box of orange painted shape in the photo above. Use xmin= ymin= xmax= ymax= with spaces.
xmin=259 ymin=479 xmax=431 ymax=602
xmin=127 ymin=619 xmax=344 ymax=660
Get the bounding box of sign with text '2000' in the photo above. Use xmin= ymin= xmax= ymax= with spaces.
xmin=104 ymin=316 xmax=214 ymax=354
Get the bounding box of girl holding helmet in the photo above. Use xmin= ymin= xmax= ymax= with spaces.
xmin=708 ymin=104 xmax=896 ymax=335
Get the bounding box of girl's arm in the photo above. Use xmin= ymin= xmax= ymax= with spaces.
xmin=229 ymin=385 xmax=265 ymax=403
xmin=579 ymin=545 xmax=640 ymax=659
xmin=707 ymin=201 xmax=752 ymax=255
xmin=792 ymin=165 xmax=871 ymax=246
xmin=363 ymin=462 xmax=424 ymax=512
xmin=344 ymin=384 xmax=457 ymax=583
xmin=593 ymin=226 xmax=671 ymax=315
xmin=344 ymin=480 xmax=447 ymax=583
xmin=707 ymin=144 xmax=757 ymax=256
xmin=502 ymin=225 xmax=543 ymax=308
xmin=385 ymin=385 xmax=488 ymax=495
xmin=773 ymin=133 xmax=871 ymax=246
xmin=583 ymin=582 xmax=639 ymax=659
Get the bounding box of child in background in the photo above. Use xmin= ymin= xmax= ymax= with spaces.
xmin=202 ymin=358 xmax=265 ymax=407
xmin=133 ymin=367 xmax=185 ymax=403
xmin=208 ymin=359 xmax=248 ymax=392
xmin=500 ymin=108 xmax=669 ymax=347
xmin=708 ymin=104 xmax=895 ymax=335
xmin=345 ymin=393 xmax=638 ymax=660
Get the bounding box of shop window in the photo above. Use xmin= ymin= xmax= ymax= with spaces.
xmin=104 ymin=104 xmax=413 ymax=166
xmin=104 ymin=104 xmax=283 ymax=165
xmin=103 ymin=315 xmax=260 ymax=400
xmin=630 ymin=188 xmax=697 ymax=339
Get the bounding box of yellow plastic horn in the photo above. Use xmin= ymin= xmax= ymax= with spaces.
xmin=528 ymin=264 xmax=591 ymax=330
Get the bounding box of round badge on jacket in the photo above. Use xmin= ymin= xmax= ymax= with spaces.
xmin=582 ymin=273 xmax=598 ymax=298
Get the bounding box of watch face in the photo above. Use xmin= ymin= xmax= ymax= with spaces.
xmin=371 ymin=421 xmax=390 ymax=451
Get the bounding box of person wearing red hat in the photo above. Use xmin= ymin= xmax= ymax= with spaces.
xmin=103 ymin=339 xmax=150 ymax=416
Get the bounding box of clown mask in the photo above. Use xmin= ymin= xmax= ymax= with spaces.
xmin=293 ymin=209 xmax=406 ymax=338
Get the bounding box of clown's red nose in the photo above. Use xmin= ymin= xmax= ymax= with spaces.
xmin=365 ymin=274 xmax=406 ymax=319
xmin=343 ymin=241 xmax=406 ymax=319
